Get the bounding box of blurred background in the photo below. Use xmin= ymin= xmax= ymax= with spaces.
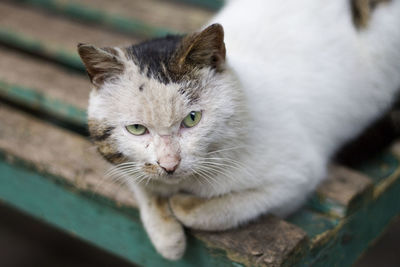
xmin=0 ymin=0 xmax=399 ymax=266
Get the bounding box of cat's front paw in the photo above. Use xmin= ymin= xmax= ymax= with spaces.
xmin=153 ymin=222 xmax=186 ymax=260
xmin=169 ymin=193 xmax=215 ymax=230
xmin=140 ymin=196 xmax=186 ymax=260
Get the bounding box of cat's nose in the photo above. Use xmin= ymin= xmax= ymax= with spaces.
xmin=157 ymin=157 xmax=181 ymax=175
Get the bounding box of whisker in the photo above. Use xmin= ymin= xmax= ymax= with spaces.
xmin=195 ymin=168 xmax=219 ymax=191
xmin=199 ymin=157 xmax=253 ymax=177
xmin=204 ymin=164 xmax=243 ymax=185
xmin=198 ymin=160 xmax=253 ymax=178
xmin=105 ymin=163 xmax=141 ymax=177
xmin=205 ymin=146 xmax=246 ymax=155
xmin=196 ymin=165 xmax=225 ymax=188
xmin=190 ymin=167 xmax=206 ymax=187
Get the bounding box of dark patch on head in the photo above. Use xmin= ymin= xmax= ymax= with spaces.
xmin=88 ymin=119 xmax=114 ymax=141
xmin=102 ymin=151 xmax=125 ymax=164
xmin=139 ymin=83 xmax=145 ymax=92
xmin=88 ymin=119 xmax=125 ymax=165
xmin=351 ymin=0 xmax=390 ymax=28
xmin=96 ymin=141 xmax=126 ymax=165
xmin=91 ymin=126 xmax=115 ymax=142
xmin=125 ymin=24 xmax=226 ymax=85
xmin=126 ymin=35 xmax=184 ymax=84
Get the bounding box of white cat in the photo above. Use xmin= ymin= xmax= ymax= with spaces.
xmin=78 ymin=0 xmax=400 ymax=260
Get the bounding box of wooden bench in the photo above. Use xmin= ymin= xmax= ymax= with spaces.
xmin=0 ymin=1 xmax=399 ymax=266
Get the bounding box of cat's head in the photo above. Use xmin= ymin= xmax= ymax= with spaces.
xmin=78 ymin=24 xmax=246 ymax=185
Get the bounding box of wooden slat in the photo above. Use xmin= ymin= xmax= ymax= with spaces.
xmin=58 ymin=0 xmax=213 ymax=33
xmin=293 ymin=141 xmax=400 ymax=266
xmin=194 ymin=215 xmax=307 ymax=267
xmin=0 ymin=47 xmax=88 ymax=109
xmin=287 ymin=209 xmax=339 ymax=243
xmin=353 ymin=144 xmax=400 ymax=185
xmin=11 ymin=0 xmax=213 ymax=35
xmin=373 ymin=141 xmax=400 ymax=198
xmin=314 ymin=165 xmax=373 ymax=216
xmin=0 ymin=104 xmax=135 ymax=207
xmin=0 ymin=1 xmax=140 ymax=70
xmin=175 ymin=0 xmax=224 ymax=10
xmin=0 ymin=46 xmax=88 ymax=124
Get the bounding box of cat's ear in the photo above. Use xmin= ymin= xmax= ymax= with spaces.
xmin=77 ymin=44 xmax=125 ymax=87
xmin=172 ymin=23 xmax=226 ymax=73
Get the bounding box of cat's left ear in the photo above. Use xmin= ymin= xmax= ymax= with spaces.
xmin=77 ymin=44 xmax=125 ymax=88
xmin=172 ymin=23 xmax=226 ymax=73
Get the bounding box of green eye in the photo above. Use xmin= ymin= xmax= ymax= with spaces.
xmin=182 ymin=111 xmax=202 ymax=128
xmin=126 ymin=124 xmax=147 ymax=135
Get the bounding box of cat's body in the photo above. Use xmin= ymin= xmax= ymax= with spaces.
xmin=78 ymin=0 xmax=400 ymax=260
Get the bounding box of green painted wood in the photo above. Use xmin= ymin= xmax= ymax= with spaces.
xmin=0 ymin=154 xmax=239 ymax=267
xmin=354 ymin=149 xmax=399 ymax=184
xmin=290 ymin=148 xmax=400 ymax=266
xmin=0 ymin=27 xmax=85 ymax=71
xmin=306 ymin=194 xmax=346 ymax=218
xmin=175 ymin=0 xmax=224 ymax=10
xmin=293 ymin=174 xmax=400 ymax=267
xmin=287 ymin=209 xmax=339 ymax=240
xmin=14 ymin=0 xmax=173 ymax=38
xmin=0 ymin=80 xmax=87 ymax=126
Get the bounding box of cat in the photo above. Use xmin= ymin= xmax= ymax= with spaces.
xmin=77 ymin=0 xmax=400 ymax=260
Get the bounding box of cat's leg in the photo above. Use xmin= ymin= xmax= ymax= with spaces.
xmin=169 ymin=175 xmax=317 ymax=231
xmin=130 ymin=184 xmax=186 ymax=260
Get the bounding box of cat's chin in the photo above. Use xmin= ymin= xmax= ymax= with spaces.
xmin=157 ymin=175 xmax=185 ymax=185
xmin=145 ymin=169 xmax=193 ymax=185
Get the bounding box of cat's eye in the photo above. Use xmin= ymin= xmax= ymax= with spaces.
xmin=182 ymin=111 xmax=202 ymax=128
xmin=126 ymin=124 xmax=148 ymax=135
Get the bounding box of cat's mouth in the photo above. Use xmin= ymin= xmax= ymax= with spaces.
xmin=141 ymin=163 xmax=185 ymax=183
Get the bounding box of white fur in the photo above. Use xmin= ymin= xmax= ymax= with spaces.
xmin=88 ymin=0 xmax=400 ymax=260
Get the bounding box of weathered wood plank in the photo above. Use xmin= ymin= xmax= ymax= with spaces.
xmin=353 ymin=146 xmax=399 ymax=185
xmin=0 ymin=104 xmax=134 ymax=207
xmin=295 ymin=171 xmax=400 ymax=266
xmin=292 ymin=141 xmax=400 ymax=266
xmin=175 ymin=0 xmax=224 ymax=10
xmin=0 ymin=159 xmax=236 ymax=267
xmin=0 ymin=46 xmax=88 ymax=124
xmin=287 ymin=209 xmax=339 ymax=244
xmin=313 ymin=165 xmax=373 ymax=216
xmin=0 ymin=1 xmax=140 ymax=70
xmin=194 ymin=215 xmax=307 ymax=267
xmin=10 ymin=0 xmax=213 ymax=36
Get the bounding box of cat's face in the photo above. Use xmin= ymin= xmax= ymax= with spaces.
xmin=79 ymin=24 xmax=245 ymax=185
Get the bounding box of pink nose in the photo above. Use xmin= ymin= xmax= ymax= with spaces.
xmin=157 ymin=157 xmax=181 ymax=174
